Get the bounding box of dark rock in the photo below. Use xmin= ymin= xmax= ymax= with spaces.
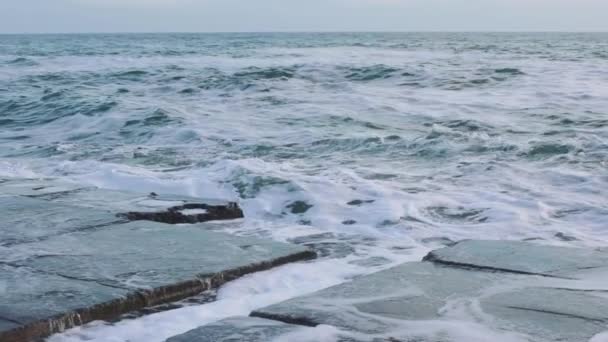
xmin=289 ymin=233 xmax=356 ymax=259
xmin=426 ymin=206 xmax=488 ymax=224
xmin=286 ymin=201 xmax=313 ymax=214
xmin=118 ymin=202 xmax=244 ymax=224
xmin=250 ymin=311 xmax=318 ymax=327
xmin=555 ymin=232 xmax=579 ymax=241
xmin=347 ymin=199 xmax=375 ymax=206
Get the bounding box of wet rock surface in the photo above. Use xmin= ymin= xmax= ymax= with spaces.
xmin=7 ymin=221 xmax=314 ymax=290
xmin=423 ymin=239 xmax=608 ymax=278
xmin=0 ymin=178 xmax=315 ymax=342
xmin=171 ymin=240 xmax=608 ymax=342
xmin=165 ymin=317 xmax=302 ymax=342
xmin=0 ymin=195 xmax=121 ymax=247
xmin=250 ymin=262 xmax=498 ymax=333
xmin=285 ymin=200 xmax=313 ymax=214
xmin=0 ymin=177 xmax=242 ymax=218
xmin=288 ymin=233 xmax=362 ymax=259
xmin=0 ymin=178 xmax=91 ymax=198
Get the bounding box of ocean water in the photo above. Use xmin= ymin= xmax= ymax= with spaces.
xmin=1 ymin=32 xmax=607 ymax=341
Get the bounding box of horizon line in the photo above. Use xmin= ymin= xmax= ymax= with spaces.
xmin=1 ymin=30 xmax=607 ymax=35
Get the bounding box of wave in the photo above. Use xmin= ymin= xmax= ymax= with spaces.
xmin=233 ymin=66 xmax=296 ymax=80
xmin=5 ymin=57 xmax=38 ymax=66
xmin=494 ymin=68 xmax=525 ymax=75
xmin=112 ymin=70 xmax=150 ymax=80
xmin=525 ymin=143 xmax=574 ymax=158
xmin=343 ymin=64 xmax=399 ymax=81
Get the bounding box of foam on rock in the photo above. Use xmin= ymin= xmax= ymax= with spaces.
xmin=171 ymin=241 xmax=608 ymax=342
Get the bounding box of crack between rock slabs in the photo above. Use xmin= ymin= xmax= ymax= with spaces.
xmin=422 ymin=253 xmax=574 ymax=279
xmin=25 ymin=187 xmax=95 ymax=200
xmin=0 ymin=219 xmax=128 ymax=247
xmin=504 ymin=306 xmax=608 ymax=323
xmin=550 ymin=287 xmax=608 ymax=293
xmin=2 ymin=262 xmax=132 ymax=291
xmin=0 ymin=315 xmax=24 ymax=326
xmin=249 ymin=311 xmax=319 ymax=327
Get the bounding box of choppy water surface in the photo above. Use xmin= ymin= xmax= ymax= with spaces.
xmin=1 ymin=33 xmax=607 ymax=341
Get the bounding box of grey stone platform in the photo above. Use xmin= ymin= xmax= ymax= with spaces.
xmin=0 ymin=177 xmax=244 ymax=226
xmin=166 ymin=317 xmax=302 ymax=342
xmin=169 ymin=240 xmax=608 ymax=342
xmin=0 ymin=178 xmax=315 ymax=342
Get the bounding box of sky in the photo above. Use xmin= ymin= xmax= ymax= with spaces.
xmin=1 ymin=0 xmax=607 ymax=34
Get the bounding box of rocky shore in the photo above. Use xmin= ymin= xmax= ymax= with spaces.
xmin=1 ymin=178 xmax=607 ymax=342
xmin=0 ymin=178 xmax=315 ymax=342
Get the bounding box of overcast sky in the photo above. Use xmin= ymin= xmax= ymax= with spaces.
xmin=1 ymin=0 xmax=607 ymax=34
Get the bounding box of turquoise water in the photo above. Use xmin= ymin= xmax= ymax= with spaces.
xmin=1 ymin=33 xmax=608 ymax=341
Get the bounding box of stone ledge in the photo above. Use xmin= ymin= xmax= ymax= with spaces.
xmin=0 ymin=177 xmax=245 ymax=226
xmin=423 ymin=239 xmax=608 ymax=278
xmin=0 ymin=179 xmax=316 ymax=342
xmin=165 ymin=317 xmax=302 ymax=342
xmin=171 ymin=241 xmax=608 ymax=342
xmin=1 ymin=249 xmax=315 ymax=342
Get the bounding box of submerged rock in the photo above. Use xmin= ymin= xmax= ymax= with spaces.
xmin=286 ymin=201 xmax=313 ymax=214
xmin=347 ymin=199 xmax=375 ymax=206
xmin=555 ymin=232 xmax=579 ymax=241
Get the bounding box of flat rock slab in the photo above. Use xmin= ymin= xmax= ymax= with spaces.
xmin=168 ymin=241 xmax=608 ymax=342
xmin=0 ymin=178 xmax=244 ymax=224
xmin=483 ymin=287 xmax=608 ymax=342
xmin=166 ymin=317 xmax=303 ymax=342
xmin=0 ymin=196 xmax=121 ymax=247
xmin=424 ymin=239 xmax=608 ymax=278
xmin=40 ymin=187 xmax=229 ymax=212
xmin=1 ymin=222 xmax=314 ymax=341
xmin=0 ymin=264 xmax=130 ymax=339
xmin=0 ymin=178 xmax=90 ymax=198
xmin=8 ymin=221 xmax=314 ymax=290
xmin=251 ymin=262 xmax=509 ymax=334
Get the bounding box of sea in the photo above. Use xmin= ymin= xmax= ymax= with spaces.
xmin=1 ymin=32 xmax=607 ymax=342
